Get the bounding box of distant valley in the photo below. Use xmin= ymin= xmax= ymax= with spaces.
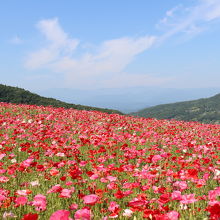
xmin=36 ymin=87 xmax=220 ymax=113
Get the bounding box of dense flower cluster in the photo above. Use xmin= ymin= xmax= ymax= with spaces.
xmin=0 ymin=102 xmax=219 ymax=219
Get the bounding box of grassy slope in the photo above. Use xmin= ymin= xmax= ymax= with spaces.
xmin=133 ymin=93 xmax=220 ymax=124
xmin=0 ymin=84 xmax=122 ymax=114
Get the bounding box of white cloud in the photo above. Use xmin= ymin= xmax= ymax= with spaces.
xmin=53 ymin=36 xmax=156 ymax=77
xmin=25 ymin=18 xmax=164 ymax=88
xmin=25 ymin=48 xmax=58 ymax=69
xmin=203 ymin=0 xmax=220 ymax=21
xmin=166 ymin=6 xmax=181 ymax=17
xmin=10 ymin=36 xmax=23 ymax=44
xmin=25 ymin=18 xmax=79 ymax=69
xmin=37 ymin=18 xmax=79 ymax=51
xmin=158 ymin=0 xmax=220 ymax=41
xmin=24 ymin=0 xmax=220 ymax=89
xmin=52 ymin=35 xmax=159 ymax=88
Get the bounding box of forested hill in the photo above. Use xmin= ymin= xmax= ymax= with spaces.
xmin=0 ymin=84 xmax=122 ymax=114
xmin=133 ymin=93 xmax=220 ymax=124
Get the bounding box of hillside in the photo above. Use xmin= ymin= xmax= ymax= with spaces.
xmin=0 ymin=102 xmax=220 ymax=219
xmin=0 ymin=84 xmax=122 ymax=114
xmin=133 ymin=93 xmax=220 ymax=124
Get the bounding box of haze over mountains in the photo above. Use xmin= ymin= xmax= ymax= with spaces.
xmin=36 ymin=87 xmax=220 ymax=113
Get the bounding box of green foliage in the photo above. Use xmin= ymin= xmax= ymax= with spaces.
xmin=0 ymin=84 xmax=123 ymax=115
xmin=133 ymin=94 xmax=220 ymax=124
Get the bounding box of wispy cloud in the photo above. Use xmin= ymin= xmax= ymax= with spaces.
xmin=158 ymin=0 xmax=220 ymax=41
xmin=203 ymin=0 xmax=220 ymax=20
xmin=25 ymin=18 xmax=79 ymax=69
xmin=10 ymin=36 xmax=23 ymax=44
xmin=53 ymin=35 xmax=156 ymax=77
xmin=25 ymin=18 xmax=162 ymax=88
xmin=24 ymin=0 xmax=220 ymax=89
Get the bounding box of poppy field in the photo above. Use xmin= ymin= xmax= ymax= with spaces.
xmin=0 ymin=102 xmax=219 ymax=220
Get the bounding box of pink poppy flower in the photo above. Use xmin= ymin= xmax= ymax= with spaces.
xmin=83 ymin=194 xmax=99 ymax=205
xmin=128 ymin=198 xmax=146 ymax=208
xmin=21 ymin=158 xmax=34 ymax=168
xmin=15 ymin=196 xmax=28 ymax=206
xmin=56 ymin=152 xmax=65 ymax=157
xmin=74 ymin=208 xmax=92 ymax=220
xmin=0 ymin=194 xmax=6 ymax=203
xmin=196 ymin=179 xmax=206 ymax=187
xmin=0 ymin=169 xmax=6 ymax=174
xmin=107 ymin=182 xmax=117 ymax=190
xmin=79 ymin=161 xmax=87 ymax=166
xmin=100 ymin=177 xmax=108 ymax=183
xmin=171 ymin=191 xmax=182 ymax=200
xmin=0 ymin=153 xmax=6 ymax=160
xmin=31 ymin=194 xmax=47 ymax=211
xmin=108 ymin=201 xmax=119 ymax=212
xmin=47 ymin=184 xmax=62 ymax=194
xmin=173 ymin=181 xmax=188 ymax=191
xmin=69 ymin=203 xmax=78 ymax=210
xmin=123 ymin=190 xmax=133 ymax=196
xmin=0 ymin=176 xmax=9 ymax=183
xmin=59 ymin=189 xmax=72 ymax=198
xmin=106 ymin=176 xmax=117 ymax=182
xmin=50 ymin=210 xmax=72 ymax=220
xmin=166 ymin=211 xmax=179 ymax=220
xmin=90 ymin=174 xmax=99 ymax=180
xmin=152 ymin=155 xmax=162 ymax=163
xmin=122 ymin=209 xmax=133 ymax=217
xmin=65 ymin=181 xmax=73 ymax=186
xmin=50 ymin=168 xmax=60 ymax=176
xmin=180 ymin=194 xmax=198 ymax=204
xmin=208 ymin=187 xmax=220 ymax=201
xmin=16 ymin=189 xmax=32 ymax=196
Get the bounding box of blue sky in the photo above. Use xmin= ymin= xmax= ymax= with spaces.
xmin=1 ymin=0 xmax=220 ymax=92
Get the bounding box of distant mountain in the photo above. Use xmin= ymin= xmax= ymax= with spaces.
xmin=133 ymin=93 xmax=220 ymax=124
xmin=0 ymin=84 xmax=122 ymax=114
xmin=36 ymin=87 xmax=220 ymax=113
